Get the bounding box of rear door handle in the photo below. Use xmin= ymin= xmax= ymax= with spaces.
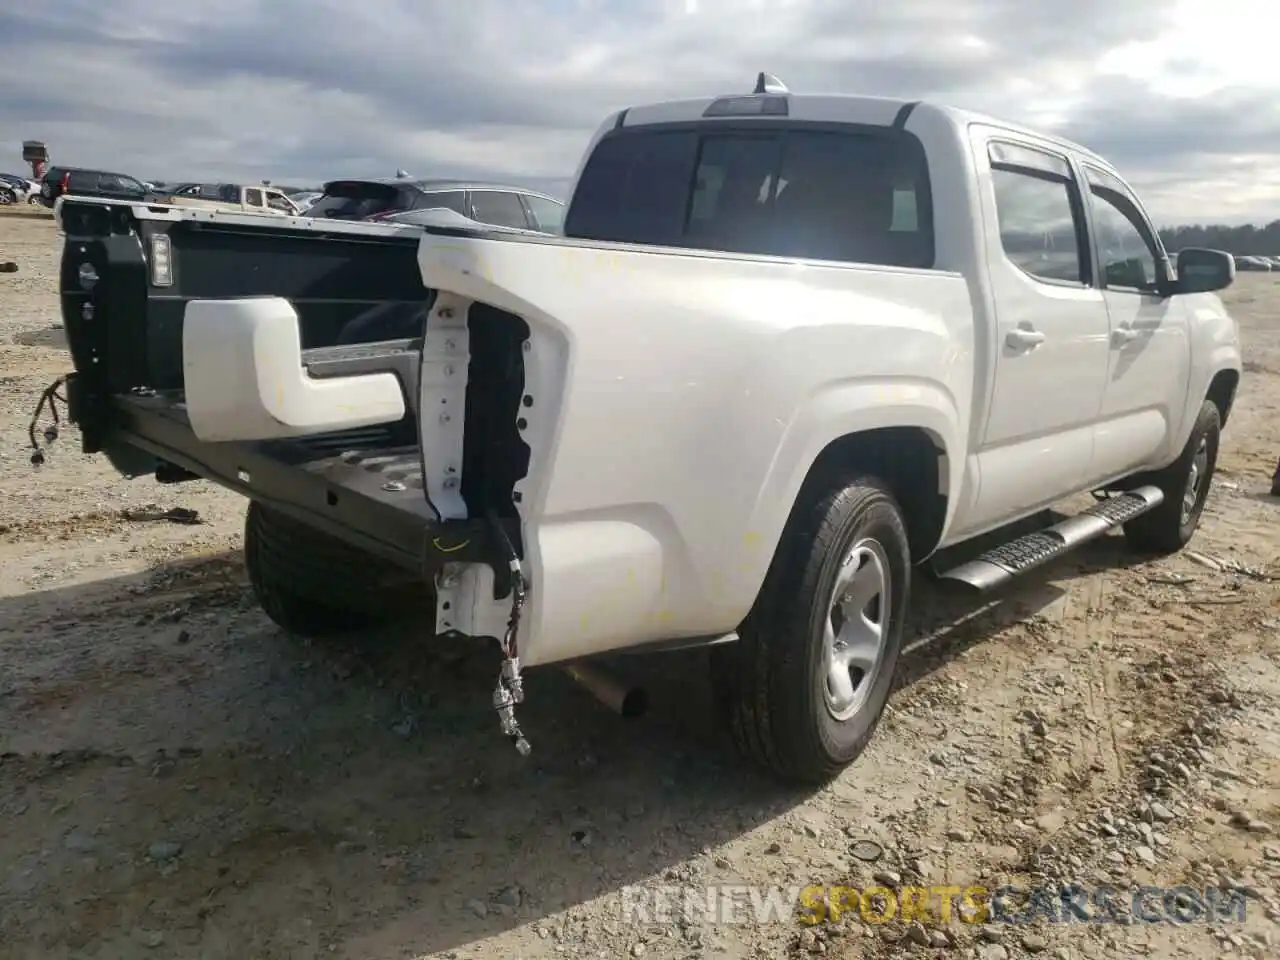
xmin=1006 ymin=326 xmax=1046 ymax=349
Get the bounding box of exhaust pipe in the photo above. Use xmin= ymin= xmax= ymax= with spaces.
xmin=563 ymin=662 xmax=648 ymax=719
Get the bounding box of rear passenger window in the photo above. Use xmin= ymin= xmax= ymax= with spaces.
xmin=469 ymin=190 xmax=530 ymax=228
xmin=414 ymin=190 xmax=467 ymax=214
xmin=989 ymin=144 xmax=1087 ymax=285
xmin=523 ymin=194 xmax=566 ymax=233
xmin=245 ymin=188 xmax=264 ymax=206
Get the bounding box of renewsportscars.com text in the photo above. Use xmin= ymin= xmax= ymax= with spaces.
xmin=618 ymin=883 xmax=1249 ymax=926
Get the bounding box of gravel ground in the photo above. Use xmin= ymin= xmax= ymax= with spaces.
xmin=1 ymin=209 xmax=1279 ymax=960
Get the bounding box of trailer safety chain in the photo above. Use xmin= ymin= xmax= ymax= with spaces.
xmin=488 ymin=510 xmax=531 ymax=756
xmin=27 ymin=376 xmax=67 ymax=465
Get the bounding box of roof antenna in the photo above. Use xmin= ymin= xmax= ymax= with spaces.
xmin=754 ymin=72 xmax=788 ymax=95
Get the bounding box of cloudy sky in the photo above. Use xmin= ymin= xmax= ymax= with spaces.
xmin=1 ymin=0 xmax=1276 ymax=225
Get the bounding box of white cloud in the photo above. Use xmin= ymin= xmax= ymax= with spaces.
xmin=0 ymin=0 xmax=1277 ymax=223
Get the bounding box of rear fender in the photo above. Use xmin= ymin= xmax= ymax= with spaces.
xmin=738 ymin=380 xmax=961 ymax=593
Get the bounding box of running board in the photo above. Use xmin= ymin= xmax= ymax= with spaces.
xmin=938 ymin=485 xmax=1164 ymax=591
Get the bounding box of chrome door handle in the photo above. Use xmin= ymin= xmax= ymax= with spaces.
xmin=1112 ymin=325 xmax=1138 ymax=346
xmin=1006 ymin=326 xmax=1046 ymax=349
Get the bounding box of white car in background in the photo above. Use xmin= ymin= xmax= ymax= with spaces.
xmin=288 ymin=190 xmax=323 ymax=213
xmin=0 ymin=173 xmax=40 ymax=205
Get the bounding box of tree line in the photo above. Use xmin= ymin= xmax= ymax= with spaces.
xmin=1158 ymin=221 xmax=1280 ymax=256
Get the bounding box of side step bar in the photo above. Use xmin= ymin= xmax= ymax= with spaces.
xmin=938 ymin=485 xmax=1164 ymax=591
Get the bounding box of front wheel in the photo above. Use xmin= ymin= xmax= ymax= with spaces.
xmin=710 ymin=475 xmax=910 ymax=784
xmin=0 ymin=188 xmax=15 ymax=206
xmin=1123 ymin=400 xmax=1221 ymax=554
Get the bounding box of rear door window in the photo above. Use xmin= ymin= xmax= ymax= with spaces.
xmin=413 ymin=190 xmax=467 ymax=214
xmin=522 ymin=195 xmax=565 ymax=233
xmin=93 ymin=173 xmax=146 ymax=196
xmin=245 ymin=188 xmax=264 ymax=207
xmin=69 ymin=171 xmax=98 ymax=193
xmin=564 ymin=125 xmax=934 ymax=268
xmin=469 ymin=190 xmax=532 ymax=228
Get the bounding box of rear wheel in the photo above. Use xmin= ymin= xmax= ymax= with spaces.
xmin=0 ymin=187 xmax=15 ymax=206
xmin=1123 ymin=400 xmax=1221 ymax=554
xmin=711 ymin=475 xmax=909 ymax=784
xmin=244 ymin=501 xmax=421 ymax=637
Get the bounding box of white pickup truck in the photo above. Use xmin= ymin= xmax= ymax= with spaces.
xmin=45 ymin=74 xmax=1241 ymax=784
xmin=164 ymin=182 xmax=302 ymax=216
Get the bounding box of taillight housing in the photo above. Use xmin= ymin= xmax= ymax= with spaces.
xmin=60 ymin=172 xmax=70 ymax=194
xmin=149 ymin=234 xmax=173 ymax=286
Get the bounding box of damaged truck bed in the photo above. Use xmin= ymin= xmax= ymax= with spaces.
xmin=55 ymin=202 xmax=524 ymax=583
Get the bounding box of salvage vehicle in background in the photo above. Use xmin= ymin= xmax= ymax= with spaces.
xmin=0 ymin=173 xmax=40 ymax=205
xmin=45 ymin=74 xmax=1240 ymax=784
xmin=288 ymin=190 xmax=323 ymax=213
xmin=164 ymin=183 xmax=302 ymax=216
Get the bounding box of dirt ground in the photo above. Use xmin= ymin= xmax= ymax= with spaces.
xmin=1 ymin=208 xmax=1278 ymax=960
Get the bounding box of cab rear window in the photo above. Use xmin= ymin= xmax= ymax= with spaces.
xmin=564 ymin=124 xmax=934 ymax=269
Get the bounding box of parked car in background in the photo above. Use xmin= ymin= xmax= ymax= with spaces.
xmin=39 ymin=166 xmax=160 ymax=208
xmin=157 ymin=183 xmax=203 ymax=198
xmin=1234 ymin=255 xmax=1272 ymax=271
xmin=164 ymin=183 xmax=302 ymax=216
xmin=288 ymin=190 xmax=323 ymax=212
xmin=303 ymin=177 xmax=564 ymax=232
xmin=0 ymin=173 xmax=40 ymax=205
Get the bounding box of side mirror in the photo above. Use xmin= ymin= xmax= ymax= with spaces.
xmin=1172 ymin=248 xmax=1235 ymax=294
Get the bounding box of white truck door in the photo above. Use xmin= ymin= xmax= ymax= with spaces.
xmin=954 ymin=134 xmax=1113 ymax=538
xmin=1079 ymin=163 xmax=1192 ymax=480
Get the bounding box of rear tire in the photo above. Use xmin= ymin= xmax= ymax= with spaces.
xmin=1123 ymin=400 xmax=1220 ymax=554
xmin=710 ymin=475 xmax=910 ymax=784
xmin=244 ymin=501 xmax=418 ymax=637
xmin=0 ymin=187 xmax=15 ymax=206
